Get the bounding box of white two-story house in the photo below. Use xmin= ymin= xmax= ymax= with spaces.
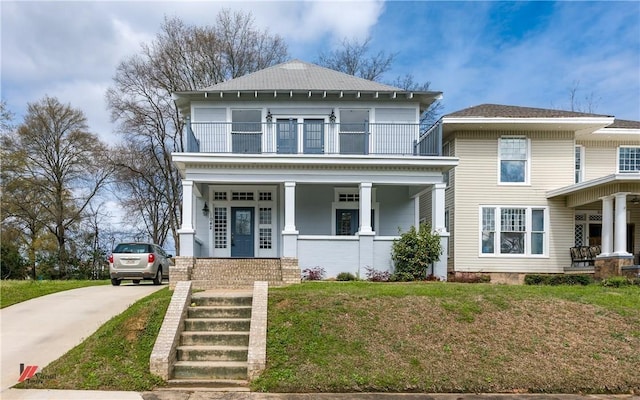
xmin=170 ymin=60 xmax=457 ymax=288
xmin=422 ymin=104 xmax=640 ymax=283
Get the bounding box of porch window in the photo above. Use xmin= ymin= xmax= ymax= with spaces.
xmin=499 ymin=137 xmax=529 ymax=183
xmin=335 ymin=209 xmax=375 ymax=236
xmin=618 ymin=146 xmax=640 ymax=173
xmin=481 ymin=206 xmax=547 ymax=256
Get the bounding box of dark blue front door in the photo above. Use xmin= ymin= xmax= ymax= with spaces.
xmin=231 ymin=207 xmax=254 ymax=257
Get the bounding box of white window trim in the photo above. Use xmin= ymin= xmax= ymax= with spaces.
xmin=617 ymin=145 xmax=640 ymax=173
xmin=497 ymin=136 xmax=531 ymax=186
xmin=478 ymin=205 xmax=549 ymax=258
xmin=575 ymin=145 xmax=585 ymax=183
xmin=331 ymin=187 xmax=378 ymax=236
xmin=207 ymin=185 xmax=277 ymax=258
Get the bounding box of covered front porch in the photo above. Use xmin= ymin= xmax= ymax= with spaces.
xmin=172 ymin=154 xmax=457 ymax=286
xmin=547 ymin=174 xmax=640 ymax=278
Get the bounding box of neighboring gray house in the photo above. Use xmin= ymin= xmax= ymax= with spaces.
xmin=170 ymin=60 xmax=457 ymax=287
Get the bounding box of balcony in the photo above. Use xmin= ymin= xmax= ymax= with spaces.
xmin=184 ymin=121 xmax=442 ymax=156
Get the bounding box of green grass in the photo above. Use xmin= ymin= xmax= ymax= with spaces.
xmin=12 ymin=281 xmax=640 ymax=393
xmin=15 ymin=287 xmax=172 ymax=391
xmin=252 ymin=282 xmax=640 ymax=393
xmin=0 ymin=280 xmax=110 ymax=308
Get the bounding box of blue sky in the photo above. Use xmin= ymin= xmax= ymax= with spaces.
xmin=2 ymin=0 xmax=639 ymax=139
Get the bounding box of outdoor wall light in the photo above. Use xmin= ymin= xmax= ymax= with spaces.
xmin=266 ymin=110 xmax=273 ymax=123
xmin=202 ymin=202 xmax=209 ymax=216
xmin=329 ymin=110 xmax=336 ymax=123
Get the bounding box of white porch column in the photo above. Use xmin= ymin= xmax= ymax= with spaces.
xmin=359 ymin=183 xmax=373 ymax=234
xmin=282 ymin=181 xmax=298 ymax=258
xmin=600 ymin=196 xmax=614 ymax=256
xmin=178 ymin=180 xmax=195 ymax=257
xmin=431 ymin=183 xmax=448 ymax=281
xmin=614 ymin=193 xmax=630 ymax=256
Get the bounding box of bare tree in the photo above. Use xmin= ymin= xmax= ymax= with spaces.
xmin=567 ymin=80 xmax=601 ymax=113
xmin=317 ymin=37 xmax=395 ymax=81
xmin=389 ymin=74 xmax=444 ymax=127
xmin=106 ymin=11 xmax=288 ymax=251
xmin=111 ymin=141 xmax=171 ymax=245
xmin=2 ymin=96 xmax=112 ymax=277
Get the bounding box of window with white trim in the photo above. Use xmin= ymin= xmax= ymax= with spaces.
xmin=442 ymin=141 xmax=450 ymax=186
xmin=499 ymin=137 xmax=528 ymax=183
xmin=575 ymin=145 xmax=584 ymax=183
xmin=481 ymin=206 xmax=546 ymax=256
xmin=618 ymin=146 xmax=640 ymax=173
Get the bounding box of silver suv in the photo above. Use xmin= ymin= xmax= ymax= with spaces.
xmin=108 ymin=243 xmax=171 ymax=286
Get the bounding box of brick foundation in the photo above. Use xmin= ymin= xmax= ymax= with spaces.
xmin=188 ymin=257 xmax=301 ymax=289
xmin=595 ymin=255 xmax=634 ymax=280
xmin=620 ymin=265 xmax=640 ymax=279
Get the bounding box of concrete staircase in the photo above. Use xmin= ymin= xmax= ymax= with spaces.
xmin=169 ymin=291 xmax=252 ymax=389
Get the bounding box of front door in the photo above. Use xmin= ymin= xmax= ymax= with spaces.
xmin=231 ymin=207 xmax=254 ymax=257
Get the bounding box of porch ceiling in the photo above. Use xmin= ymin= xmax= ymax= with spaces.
xmin=547 ymin=174 xmax=640 ymax=208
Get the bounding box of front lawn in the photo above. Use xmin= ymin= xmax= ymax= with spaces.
xmin=252 ymin=282 xmax=640 ymax=393
xmin=0 ymin=279 xmax=110 ymax=308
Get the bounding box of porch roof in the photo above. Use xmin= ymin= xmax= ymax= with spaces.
xmin=547 ymin=174 xmax=640 ymax=207
xmin=172 ymin=153 xmax=458 ymax=185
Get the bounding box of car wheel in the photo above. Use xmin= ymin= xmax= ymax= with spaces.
xmin=111 ymin=278 xmax=121 ymax=286
xmin=153 ymin=268 xmax=162 ymax=285
xmin=133 ymin=280 xmax=141 ymax=285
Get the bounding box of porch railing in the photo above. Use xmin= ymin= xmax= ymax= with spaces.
xmin=184 ymin=122 xmax=442 ymax=156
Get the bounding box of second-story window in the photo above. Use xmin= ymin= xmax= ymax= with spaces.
xmin=618 ymin=146 xmax=640 ymax=173
xmin=232 ymin=110 xmax=262 ymax=153
xmin=575 ymin=145 xmax=584 ymax=183
xmin=499 ymin=137 xmax=529 ymax=184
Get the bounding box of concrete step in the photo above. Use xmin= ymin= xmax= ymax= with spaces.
xmin=173 ymin=361 xmax=248 ymax=380
xmin=180 ymin=331 xmax=249 ymax=346
xmin=188 ymin=306 xmax=252 ymax=319
xmin=166 ymin=379 xmax=249 ymax=390
xmin=191 ymin=295 xmax=253 ymax=307
xmin=184 ymin=318 xmax=251 ymax=332
xmin=177 ymin=345 xmax=248 ymax=362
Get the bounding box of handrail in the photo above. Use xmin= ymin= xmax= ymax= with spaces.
xmin=186 ymin=121 xmax=442 ymax=156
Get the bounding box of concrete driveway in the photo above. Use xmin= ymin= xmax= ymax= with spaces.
xmin=0 ymin=282 xmax=165 ymax=393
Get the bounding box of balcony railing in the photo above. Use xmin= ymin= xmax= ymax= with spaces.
xmin=184 ymin=121 xmax=442 ymax=156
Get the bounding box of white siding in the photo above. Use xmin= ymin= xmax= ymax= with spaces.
xmin=193 ymin=107 xmax=226 ymax=122
xmin=374 ymin=108 xmax=417 ymax=123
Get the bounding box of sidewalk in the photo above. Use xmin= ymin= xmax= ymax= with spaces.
xmin=1 ymin=389 xmax=638 ymax=400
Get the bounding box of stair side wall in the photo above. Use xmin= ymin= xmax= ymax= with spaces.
xmin=150 ymin=281 xmax=192 ymax=380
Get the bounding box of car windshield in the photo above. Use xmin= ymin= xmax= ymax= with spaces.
xmin=113 ymin=244 xmax=151 ymax=254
